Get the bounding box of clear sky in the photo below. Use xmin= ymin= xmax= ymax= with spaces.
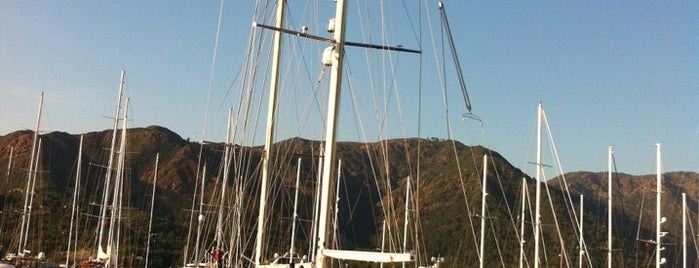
xmin=1 ymin=1 xmax=697 ymax=176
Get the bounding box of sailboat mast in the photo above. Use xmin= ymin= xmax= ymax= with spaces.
xmin=18 ymin=92 xmax=43 ymax=255
xmin=518 ymin=177 xmax=526 ymax=268
xmin=145 ymin=153 xmax=159 ymax=268
xmin=579 ymin=195 xmax=584 ymax=268
xmin=310 ymin=146 xmax=324 ymax=260
xmin=194 ymin=165 xmax=206 ymax=267
xmin=533 ymin=102 xmax=543 ymax=268
xmin=607 ymin=146 xmax=613 ymax=268
xmin=289 ymin=157 xmax=302 ymax=258
xmin=380 ymin=220 xmax=386 ymax=268
xmin=66 ymin=136 xmax=84 ymax=268
xmin=108 ymin=98 xmax=129 ymax=267
xmin=97 ymin=70 xmax=125 ymax=256
xmin=479 ymin=155 xmax=488 ymax=268
xmin=655 ymin=143 xmax=664 ymax=268
xmin=255 ymin=0 xmax=285 ymax=264
xmin=315 ymin=0 xmax=348 ymax=266
xmin=402 ymin=175 xmax=411 ymax=267
xmin=22 ymin=138 xmax=42 ymax=254
xmin=682 ymin=193 xmax=687 ymax=268
xmin=216 ymin=108 xmax=233 ymax=252
xmin=332 ymin=159 xmax=342 ymax=251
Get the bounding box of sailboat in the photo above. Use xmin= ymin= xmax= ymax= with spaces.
xmin=179 ymin=0 xmax=483 ymax=265
xmin=3 ymin=93 xmax=46 ymax=268
xmin=65 ymin=135 xmax=84 ymax=268
xmin=250 ymin=0 xmax=430 ymax=267
xmin=526 ymin=102 xmax=595 ymax=268
xmin=80 ymin=71 xmax=130 ymax=268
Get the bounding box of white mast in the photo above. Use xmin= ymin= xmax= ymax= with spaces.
xmin=607 ymin=146 xmax=613 ymax=268
xmin=231 ymin=167 xmax=243 ymax=266
xmin=309 ymin=146 xmax=324 ymax=260
xmin=578 ymin=195 xmax=584 ymax=268
xmin=607 ymin=146 xmax=614 ymax=268
xmin=330 ymin=159 xmax=343 ymax=267
xmin=519 ymin=177 xmax=527 ymax=268
xmin=97 ymin=70 xmax=125 ymax=260
xmin=145 ymin=153 xmax=159 ymax=268
xmin=332 ymin=159 xmax=342 ymax=250
xmin=315 ymin=0 xmax=348 ymax=266
xmin=533 ymin=102 xmax=543 ymax=268
xmin=682 ymin=193 xmax=687 ymax=268
xmin=655 ymin=143 xmax=666 ymax=267
xmin=255 ymin=0 xmax=285 ymax=264
xmin=479 ymin=155 xmax=488 ymax=268
xmin=380 ymin=220 xmax=386 ymax=268
xmin=194 ymin=165 xmax=206 ymax=267
xmin=108 ymin=98 xmax=129 ymax=268
xmin=402 ymin=175 xmax=411 ymax=268
xmin=18 ymin=92 xmax=43 ymax=255
xmin=22 ymin=139 xmax=42 ymax=256
xmin=66 ymin=136 xmax=84 ymax=268
xmin=216 ymin=108 xmax=233 ymax=254
xmin=289 ymin=157 xmax=302 ymax=258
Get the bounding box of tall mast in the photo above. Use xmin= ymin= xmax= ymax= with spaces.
xmin=194 ymin=165 xmax=206 ymax=267
xmin=66 ymin=136 xmax=84 ymax=268
xmin=402 ymin=175 xmax=411 ymax=268
xmin=145 ymin=153 xmax=159 ymax=268
xmin=315 ymin=0 xmax=348 ymax=266
xmin=578 ymin=195 xmax=584 ymax=268
xmin=289 ymin=157 xmax=302 ymax=258
xmin=332 ymin=159 xmax=342 ymax=251
xmin=479 ymin=155 xmax=488 ymax=268
xmin=332 ymin=160 xmax=344 ymax=267
xmin=380 ymin=221 xmax=386 ymax=268
xmin=18 ymin=92 xmax=43 ymax=255
xmin=255 ymin=0 xmax=285 ymax=264
xmin=607 ymin=146 xmax=613 ymax=268
xmin=22 ymin=139 xmax=42 ymax=254
xmin=217 ymin=108 xmax=233 ymax=252
xmin=309 ymin=146 xmax=324 ymax=260
xmin=519 ymin=177 xmax=527 ymax=268
xmin=232 ymin=160 xmax=243 ymax=265
xmin=107 ymin=98 xmax=129 ymax=267
xmin=655 ymin=143 xmax=665 ymax=267
xmin=97 ymin=70 xmax=125 ymax=258
xmin=533 ymin=102 xmax=543 ymax=268
xmin=682 ymin=193 xmax=687 ymax=268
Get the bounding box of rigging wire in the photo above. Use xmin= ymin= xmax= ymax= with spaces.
xmin=417 ymin=0 xmax=485 ymax=263
xmin=183 ymin=0 xmax=225 ymax=264
xmin=541 ymin=167 xmax=571 ymax=268
xmin=542 ymin=109 xmax=594 ymax=267
xmin=462 ymin=114 xmax=527 ymax=267
xmin=357 ymin=0 xmax=402 ymax=250
xmin=524 ymin=179 xmax=534 ymax=268
xmin=413 ymin=0 xmax=426 ymax=264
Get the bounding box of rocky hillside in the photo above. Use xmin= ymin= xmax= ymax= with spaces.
xmin=0 ymin=126 xmax=696 ymax=267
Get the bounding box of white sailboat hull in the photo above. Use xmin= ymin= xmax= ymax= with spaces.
xmin=322 ymin=249 xmax=413 ymax=263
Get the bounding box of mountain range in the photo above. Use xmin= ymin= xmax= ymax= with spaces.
xmin=0 ymin=126 xmax=696 ymax=267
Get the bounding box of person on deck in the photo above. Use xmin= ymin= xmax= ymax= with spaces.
xmin=213 ymin=247 xmax=222 ymax=268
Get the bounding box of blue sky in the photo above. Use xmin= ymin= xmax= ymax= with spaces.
xmin=1 ymin=1 xmax=697 ymax=176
